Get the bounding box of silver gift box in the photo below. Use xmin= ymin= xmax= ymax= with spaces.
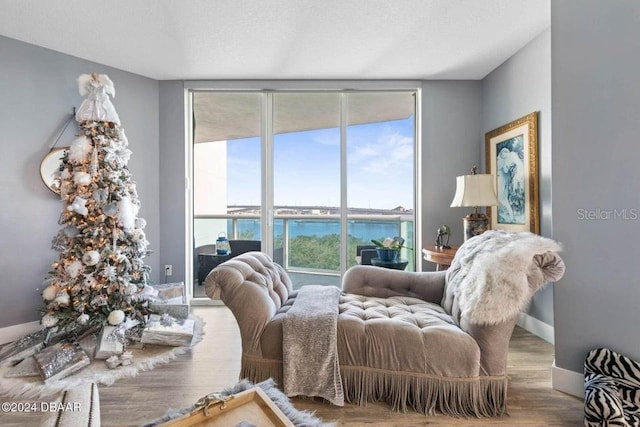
xmin=149 ymin=301 xmax=190 ymax=319
xmin=34 ymin=342 xmax=90 ymax=382
xmin=0 ymin=329 xmax=47 ymax=366
xmin=141 ymin=314 xmax=194 ymax=347
xmin=94 ymin=326 xmax=124 ymax=360
xmin=150 ymin=282 xmax=185 ymax=301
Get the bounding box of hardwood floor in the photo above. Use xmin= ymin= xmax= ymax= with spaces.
xmin=0 ymin=306 xmax=583 ymax=426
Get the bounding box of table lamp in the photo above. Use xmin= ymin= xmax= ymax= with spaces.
xmin=450 ymin=166 xmax=499 ymax=241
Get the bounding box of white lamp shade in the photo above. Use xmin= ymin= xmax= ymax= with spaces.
xmin=450 ymin=174 xmax=499 ymax=207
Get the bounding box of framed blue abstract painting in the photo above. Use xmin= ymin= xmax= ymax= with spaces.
xmin=485 ymin=112 xmax=539 ymax=234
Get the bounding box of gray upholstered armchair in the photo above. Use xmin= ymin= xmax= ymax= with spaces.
xmin=204 ymin=230 xmax=565 ymax=416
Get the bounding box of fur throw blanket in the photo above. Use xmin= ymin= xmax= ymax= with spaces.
xmin=445 ymin=230 xmax=565 ymax=325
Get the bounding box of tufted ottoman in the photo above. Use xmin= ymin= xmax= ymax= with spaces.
xmin=205 ymin=231 xmax=565 ymax=417
xmin=254 ymin=287 xmax=494 ymax=415
xmin=262 ymin=293 xmax=480 ymax=378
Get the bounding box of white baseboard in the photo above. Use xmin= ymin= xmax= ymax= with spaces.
xmin=517 ymin=312 xmax=555 ymax=344
xmin=552 ymin=361 xmax=584 ymax=399
xmin=0 ymin=320 xmax=42 ymax=345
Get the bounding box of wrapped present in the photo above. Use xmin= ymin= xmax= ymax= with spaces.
xmin=34 ymin=342 xmax=90 ymax=382
xmin=141 ymin=314 xmax=194 ymax=347
xmin=150 ymin=282 xmax=185 ymax=301
xmin=149 ymin=301 xmax=189 ymax=319
xmin=4 ymin=356 xmax=40 ymax=378
xmin=45 ymin=327 xmax=69 ymax=346
xmin=0 ymin=329 xmax=48 ymax=366
xmin=124 ymin=324 xmax=145 ymax=349
xmin=94 ymin=326 xmax=124 ymax=359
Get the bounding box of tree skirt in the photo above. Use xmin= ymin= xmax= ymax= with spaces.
xmin=0 ymin=315 xmax=204 ymax=399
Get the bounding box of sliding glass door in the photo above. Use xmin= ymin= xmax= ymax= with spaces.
xmin=191 ymin=87 xmax=417 ymax=296
xmin=272 ymin=93 xmax=342 ymax=285
xmin=192 ymin=92 xmax=262 ymax=297
xmin=346 ymin=92 xmax=416 ymax=271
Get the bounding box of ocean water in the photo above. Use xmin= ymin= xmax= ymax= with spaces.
xmin=232 ymin=219 xmax=407 ymax=242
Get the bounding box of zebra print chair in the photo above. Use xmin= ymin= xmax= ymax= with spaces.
xmin=585 ymin=348 xmax=640 ymax=426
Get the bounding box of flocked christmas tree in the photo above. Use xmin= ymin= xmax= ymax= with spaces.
xmin=41 ymin=73 xmax=151 ymax=331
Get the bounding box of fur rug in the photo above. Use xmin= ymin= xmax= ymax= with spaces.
xmin=0 ymin=315 xmax=204 ymax=399
xmin=446 ymin=230 xmax=565 ymax=325
xmin=143 ymin=378 xmax=333 ymax=427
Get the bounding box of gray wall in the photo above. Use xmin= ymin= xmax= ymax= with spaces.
xmin=421 ymin=81 xmax=483 ymax=265
xmin=552 ymin=0 xmax=640 ymax=372
xmin=0 ymin=36 xmax=160 ymax=328
xmin=158 ymin=81 xmax=187 ymax=282
xmin=481 ymin=29 xmax=554 ymax=325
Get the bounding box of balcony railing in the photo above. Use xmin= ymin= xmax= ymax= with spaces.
xmin=194 ymin=213 xmax=415 ymax=279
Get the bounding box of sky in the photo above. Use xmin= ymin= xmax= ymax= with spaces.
xmin=225 ymin=117 xmax=415 ymax=210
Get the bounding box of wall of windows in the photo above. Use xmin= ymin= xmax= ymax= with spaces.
xmin=190 ymin=86 xmax=419 ymax=297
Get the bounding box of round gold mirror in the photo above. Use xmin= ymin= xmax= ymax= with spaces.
xmin=40 ymin=147 xmax=67 ymax=195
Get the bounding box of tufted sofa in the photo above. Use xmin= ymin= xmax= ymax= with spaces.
xmin=204 ymin=231 xmax=565 ymax=417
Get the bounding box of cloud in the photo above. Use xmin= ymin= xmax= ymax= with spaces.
xmin=349 ymin=131 xmax=414 ymax=176
xmin=312 ymin=129 xmax=340 ymax=146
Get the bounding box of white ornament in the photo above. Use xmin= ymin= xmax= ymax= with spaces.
xmin=42 ymin=314 xmax=59 ymax=328
xmin=42 ymin=285 xmax=58 ymax=301
xmin=66 ymin=260 xmax=84 ymax=278
xmin=82 ymin=250 xmax=100 ymax=266
xmin=54 ymin=291 xmax=70 ymax=306
xmin=130 ymin=229 xmax=145 ymax=243
xmin=135 ymin=218 xmax=146 ymax=229
xmin=73 ymin=171 xmax=92 ymax=186
xmin=117 ymin=148 xmax=132 ymax=163
xmin=101 ymin=265 xmax=117 ymax=281
xmin=69 ymin=136 xmax=93 ymax=164
xmin=77 ymin=314 xmax=90 ymax=325
xmin=107 ymin=309 xmax=125 ymax=325
xmin=76 ymin=73 xmax=121 ymax=124
xmin=84 ymin=274 xmax=97 ymax=288
xmin=67 ymin=197 xmax=88 ymax=216
xmin=117 ymin=196 xmax=137 ymax=230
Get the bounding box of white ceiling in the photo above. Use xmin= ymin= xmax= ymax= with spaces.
xmin=0 ymin=0 xmax=550 ymax=81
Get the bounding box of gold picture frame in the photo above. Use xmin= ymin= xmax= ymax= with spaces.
xmin=485 ymin=112 xmax=539 ymax=234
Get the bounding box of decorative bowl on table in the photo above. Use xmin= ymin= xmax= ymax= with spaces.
xmin=376 ymin=248 xmax=399 ymax=262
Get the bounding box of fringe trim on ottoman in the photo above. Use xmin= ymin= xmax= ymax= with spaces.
xmin=341 ymin=365 xmax=508 ymax=417
xmin=241 ymin=354 xmax=283 ymax=386
xmin=239 ymin=356 xmax=508 ymax=418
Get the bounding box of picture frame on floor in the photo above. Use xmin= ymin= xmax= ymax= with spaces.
xmin=485 ymin=111 xmax=539 ymax=234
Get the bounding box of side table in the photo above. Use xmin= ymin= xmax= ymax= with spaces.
xmin=198 ymin=253 xmax=232 ymax=286
xmin=371 ymin=257 xmax=408 ymax=270
xmin=421 ymin=246 xmax=459 ymax=271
